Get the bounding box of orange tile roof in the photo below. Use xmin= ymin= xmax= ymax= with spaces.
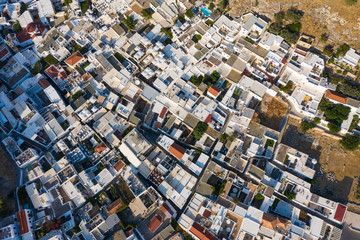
xmin=159 ymin=107 xmax=168 ymax=119
xmin=114 ymin=160 xmax=125 ymax=172
xmin=147 ymin=214 xmax=163 ymax=232
xmin=208 ymin=85 xmax=220 ymax=97
xmin=168 ymin=143 xmax=185 ymax=160
xmin=65 ymin=51 xmax=83 ymax=66
xmin=107 ymin=198 xmax=123 ymax=215
xmin=325 ymin=90 xmax=347 ymax=104
xmin=95 ymin=142 xmax=107 ymax=153
xmin=17 ymin=210 xmax=29 ymax=235
xmin=45 ymin=65 xmax=59 ymax=79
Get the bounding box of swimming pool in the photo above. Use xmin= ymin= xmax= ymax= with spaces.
xmin=201 ymin=7 xmax=211 ymax=17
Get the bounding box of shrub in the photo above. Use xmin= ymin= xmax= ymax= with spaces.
xmin=255 ymin=193 xmax=265 ymax=200
xmin=335 ymin=43 xmax=350 ymax=58
xmin=327 ymin=122 xmax=341 ymax=133
xmin=30 ymin=61 xmax=42 ymax=75
xmin=193 ymin=122 xmax=208 ymax=140
xmin=268 ymin=23 xmax=282 ymax=35
xmin=71 ymin=91 xmax=84 ymax=101
xmin=340 ymin=134 xmax=360 ymax=150
xmin=300 ymin=121 xmax=316 ymax=132
xmin=285 ymin=9 xmax=302 ymax=23
xmin=345 ymin=0 xmax=358 ymax=6
xmin=219 ymin=133 xmax=229 ymax=143
xmin=217 ymin=0 xmax=229 ymax=12
xmin=177 ymin=15 xmax=185 ymax=24
xmin=320 ymin=33 xmax=329 ymax=42
xmin=286 ymin=22 xmax=302 ymax=33
xmin=194 ymin=34 xmax=202 ymax=42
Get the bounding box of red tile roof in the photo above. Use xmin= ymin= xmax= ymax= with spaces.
xmin=26 ymin=20 xmax=46 ymax=39
xmin=38 ymin=78 xmax=50 ymax=89
xmin=17 ymin=210 xmax=29 ymax=235
xmin=168 ymin=143 xmax=185 ymax=160
xmin=159 ymin=107 xmax=168 ymax=119
xmin=65 ymin=51 xmax=83 ymax=66
xmin=16 ymin=30 xmax=31 ymax=43
xmin=147 ymin=214 xmax=163 ymax=232
xmin=334 ymin=204 xmax=346 ymax=222
xmin=325 ymin=90 xmax=347 ymax=104
xmin=204 ymin=114 xmax=212 ymax=123
xmin=208 ymin=85 xmax=220 ymax=97
xmin=114 ymin=160 xmax=125 ymax=172
xmin=203 ymin=209 xmax=211 ymax=218
xmin=45 ymin=65 xmax=59 ymax=79
xmin=189 ymin=222 xmax=218 ymax=240
xmin=0 ymin=47 xmax=9 ymax=60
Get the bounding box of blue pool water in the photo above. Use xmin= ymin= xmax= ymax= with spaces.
xmin=201 ymin=7 xmax=211 ymax=17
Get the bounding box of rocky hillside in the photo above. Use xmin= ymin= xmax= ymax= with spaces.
xmin=228 ymin=0 xmax=360 ymax=49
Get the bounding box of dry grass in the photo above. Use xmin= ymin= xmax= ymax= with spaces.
xmin=0 ymin=146 xmax=17 ymax=214
xmin=252 ymin=94 xmax=288 ymax=131
xmin=282 ymin=115 xmax=360 ymax=204
xmin=228 ymin=0 xmax=360 ymax=49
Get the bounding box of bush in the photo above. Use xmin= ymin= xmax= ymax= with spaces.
xmin=142 ymin=9 xmax=152 ymax=19
xmin=337 ymin=82 xmax=360 ymax=98
xmin=185 ymin=9 xmax=194 ymax=18
xmin=255 ymin=193 xmax=265 ymax=200
xmin=71 ymin=91 xmax=84 ymax=101
xmin=193 ymin=122 xmax=208 ymax=140
xmin=314 ymin=117 xmax=321 ymax=124
xmin=328 ymin=122 xmax=341 ymax=133
xmin=219 ymin=133 xmax=229 ymax=143
xmin=300 ymin=121 xmax=316 ymax=132
xmin=340 ymin=134 xmax=360 ymax=150
xmin=345 ymin=0 xmax=358 ymax=6
xmin=320 ymin=33 xmax=329 ymax=42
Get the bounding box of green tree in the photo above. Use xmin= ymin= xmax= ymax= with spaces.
xmin=13 ymin=21 xmax=22 ymax=32
xmin=30 ymin=61 xmax=42 ymax=75
xmin=205 ymin=19 xmax=214 ymax=26
xmin=255 ymin=193 xmax=265 ymax=200
xmin=349 ymin=115 xmax=360 ymax=131
xmin=142 ymin=9 xmax=152 ymax=19
xmin=286 ymin=22 xmax=302 ymax=33
xmin=80 ymin=1 xmax=89 ymax=13
xmin=314 ymin=117 xmax=321 ymax=124
xmin=193 ymin=122 xmax=208 ymax=140
xmin=217 ymin=0 xmax=229 ymax=12
xmin=274 ymin=11 xmax=285 ymax=22
xmin=320 ymin=33 xmax=329 ymax=42
xmin=280 ymin=81 xmax=293 ymax=92
xmin=194 ymin=34 xmax=202 ymax=42
xmin=327 ymin=122 xmax=341 ymax=133
xmin=20 ymin=3 xmax=28 ymax=14
xmin=284 ymin=190 xmax=296 ymax=200
xmin=161 ymin=27 xmax=173 ymax=39
xmin=63 ymin=0 xmax=72 ymax=5
xmin=300 ymin=121 xmax=316 ymax=133
xmin=124 ymin=16 xmax=137 ymax=30
xmin=285 ymin=9 xmax=302 ymax=23
xmin=219 ymin=133 xmax=229 ymax=143
xmin=44 ymin=54 xmax=59 ymax=65
xmin=340 ymin=134 xmax=360 ymax=150
xmin=185 ymin=9 xmax=194 ymax=18
xmin=268 ymin=23 xmax=282 ymax=35
xmin=335 ymin=43 xmax=350 ymax=57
